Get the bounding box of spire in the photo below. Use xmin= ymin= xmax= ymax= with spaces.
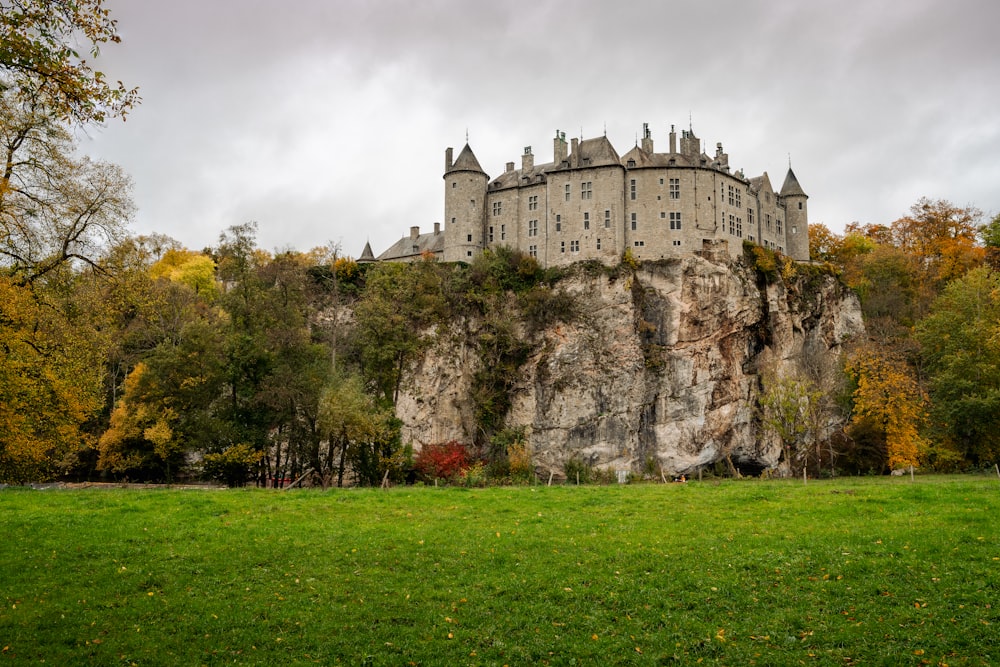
xmin=447 ymin=143 xmax=485 ymax=174
xmin=780 ymin=168 xmax=808 ymax=198
xmin=358 ymin=241 xmax=375 ymax=263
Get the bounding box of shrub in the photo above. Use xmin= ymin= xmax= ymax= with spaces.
xmin=563 ymin=456 xmax=594 ymax=484
xmin=201 ymin=443 xmax=263 ymax=487
xmin=414 ymin=441 xmax=470 ymax=481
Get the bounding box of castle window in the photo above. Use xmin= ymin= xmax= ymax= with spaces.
xmin=489 ymin=226 xmax=494 ymax=243
xmin=670 ymin=212 xmax=681 ymax=230
xmin=556 ymin=214 xmax=562 ymax=232
xmin=565 ymin=184 xmax=571 ymax=201
xmin=791 ymin=226 xmax=797 ymax=234
xmin=766 ymin=214 xmax=772 ymax=232
xmin=413 ymin=245 xmax=419 ymax=253
xmin=560 ymin=241 xmax=565 ymax=253
xmin=529 ymin=195 xmax=539 ymax=211
xmin=583 ymin=212 xmax=590 ymax=230
xmin=748 ymin=208 xmax=754 ymax=226
xmin=451 ymin=217 xmax=456 ymax=225
xmin=597 ymin=238 xmax=602 ymax=250
xmin=493 ymin=201 xmax=502 ymax=216
xmin=728 ymin=185 xmax=735 ymax=206
xmin=467 ymin=234 xmax=473 ymax=242
xmin=634 ymin=240 xmax=645 ymax=247
xmin=659 ymin=178 xmax=664 ymax=185
xmin=728 ymin=215 xmax=735 ymax=235
xmin=529 ymin=244 xmax=537 ymax=258
xmin=631 ymin=213 xmax=637 ymax=231
xmin=452 ymin=182 xmax=456 ymax=188
xmin=604 ymin=210 xmax=610 ymax=228
xmin=630 ymin=179 xmax=636 ymax=200
xmin=776 ymin=218 xmax=783 ymax=234
xmin=501 ymin=224 xmax=506 ymax=241
xmin=528 ymin=219 xmax=538 ymax=237
xmin=581 ymin=181 xmax=592 ymax=199
xmin=627 ymin=159 xmax=635 ymax=167
xmin=673 ymin=240 xmax=682 ymax=246
xmin=471 ymin=199 xmax=475 ymax=208
xmin=798 ymin=202 xmax=803 ymax=210
xmin=736 ymin=189 xmax=742 ymax=208
xmin=570 ymin=240 xmax=580 ymax=252
xmin=736 ymin=217 xmax=743 ymax=238
xmin=778 ymin=246 xmax=784 ymax=253
xmin=467 ymin=250 xmax=472 ymax=257
xmin=660 ymin=212 xmax=666 ymax=219
xmin=669 ymin=178 xmax=680 ymax=199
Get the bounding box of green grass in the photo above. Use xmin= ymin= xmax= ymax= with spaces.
xmin=2 ymin=476 xmax=998 ymax=665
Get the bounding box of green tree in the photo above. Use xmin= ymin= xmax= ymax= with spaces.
xmin=916 ymin=267 xmax=1000 ymax=466
xmin=317 ymin=371 xmax=398 ymax=488
xmin=353 ymin=258 xmax=447 ymax=404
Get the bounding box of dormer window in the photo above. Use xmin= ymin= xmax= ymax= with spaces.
xmin=627 ymin=159 xmax=635 ymax=168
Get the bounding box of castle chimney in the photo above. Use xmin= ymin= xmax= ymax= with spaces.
xmin=641 ymin=122 xmax=653 ymax=153
xmin=554 ymin=130 xmax=567 ymax=165
xmin=669 ymin=125 xmax=677 ymax=154
xmin=410 ymin=226 xmax=420 ymax=240
xmin=522 ymin=146 xmax=534 ymax=172
xmin=506 ymin=162 xmax=515 ymax=173
xmin=445 ymin=147 xmax=453 ymax=172
xmin=434 ymin=222 xmax=440 ymax=235
xmin=570 ymin=137 xmax=579 ymax=168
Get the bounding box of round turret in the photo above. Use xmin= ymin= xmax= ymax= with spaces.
xmin=443 ymin=144 xmax=488 ymax=263
xmin=780 ymin=168 xmax=809 ymax=261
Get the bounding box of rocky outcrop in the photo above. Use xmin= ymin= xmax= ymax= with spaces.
xmin=396 ymin=252 xmax=864 ymax=478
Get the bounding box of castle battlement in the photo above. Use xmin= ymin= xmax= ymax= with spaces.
xmin=375 ymin=123 xmax=809 ymax=266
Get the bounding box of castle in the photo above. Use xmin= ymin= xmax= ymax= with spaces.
xmin=369 ymin=123 xmax=809 ymax=266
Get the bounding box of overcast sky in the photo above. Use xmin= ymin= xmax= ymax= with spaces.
xmin=81 ymin=0 xmax=1000 ymax=258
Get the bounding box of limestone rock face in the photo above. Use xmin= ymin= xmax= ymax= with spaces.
xmin=396 ymin=254 xmax=864 ymax=478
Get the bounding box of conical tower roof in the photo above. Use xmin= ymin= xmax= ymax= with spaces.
xmin=780 ymin=168 xmax=808 ymax=198
xmin=358 ymin=241 xmax=375 ymax=263
xmin=448 ymin=143 xmax=485 ymax=173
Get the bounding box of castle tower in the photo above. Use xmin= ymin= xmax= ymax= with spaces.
xmin=443 ymin=144 xmax=488 ymax=262
xmin=780 ymin=167 xmax=809 ymax=261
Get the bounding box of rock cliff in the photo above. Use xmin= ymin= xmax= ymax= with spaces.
xmin=395 ymin=250 xmax=864 ymax=478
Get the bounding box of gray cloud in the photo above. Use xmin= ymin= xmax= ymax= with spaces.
xmin=82 ymin=0 xmax=1000 ymax=258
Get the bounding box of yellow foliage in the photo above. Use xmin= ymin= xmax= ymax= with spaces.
xmin=150 ymin=249 xmax=219 ymax=299
xmin=0 ymin=277 xmax=102 ymax=482
xmin=846 ymin=347 xmax=926 ymax=469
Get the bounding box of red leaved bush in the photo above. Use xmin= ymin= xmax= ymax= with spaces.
xmin=414 ymin=441 xmax=471 ymax=480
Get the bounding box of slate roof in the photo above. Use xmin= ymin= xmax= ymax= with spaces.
xmin=779 ymin=168 xmax=808 ymax=198
xmin=375 ymin=229 xmax=445 ymax=261
xmin=448 ymin=143 xmax=485 ymax=173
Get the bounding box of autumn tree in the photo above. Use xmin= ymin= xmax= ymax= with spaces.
xmin=845 ymin=346 xmax=925 ymax=471
xmin=0 ymin=273 xmax=105 ymax=482
xmin=1 ymin=92 xmax=133 ymax=284
xmin=0 ymin=0 xmax=138 ymax=123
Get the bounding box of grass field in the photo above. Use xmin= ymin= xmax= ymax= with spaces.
xmin=1 ymin=476 xmax=998 ymax=665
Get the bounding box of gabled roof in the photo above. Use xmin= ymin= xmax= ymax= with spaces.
xmin=575 ymin=135 xmax=621 ymax=167
xmin=375 ymin=229 xmax=445 ymax=261
xmin=621 ymin=144 xmax=658 ymax=168
xmin=779 ymin=168 xmax=808 ymax=198
xmin=748 ymin=171 xmax=774 ymax=196
xmin=448 ymin=143 xmax=485 ymax=174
